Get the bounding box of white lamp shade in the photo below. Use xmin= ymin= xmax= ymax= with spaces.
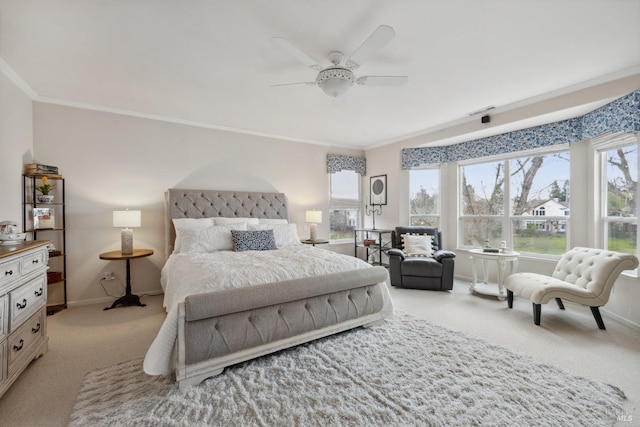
xmin=113 ymin=210 xmax=141 ymax=228
xmin=305 ymin=210 xmax=322 ymax=224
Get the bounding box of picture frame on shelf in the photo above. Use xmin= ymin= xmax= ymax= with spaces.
xmin=370 ymin=174 xmax=387 ymax=205
xmin=33 ymin=207 xmax=55 ymax=229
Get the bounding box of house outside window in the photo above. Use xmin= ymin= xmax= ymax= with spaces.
xmin=330 ymin=170 xmax=361 ymax=241
xmin=409 ymin=167 xmax=439 ymax=226
xmin=459 ymin=146 xmax=570 ymax=256
xmin=594 ymin=133 xmax=638 ymax=262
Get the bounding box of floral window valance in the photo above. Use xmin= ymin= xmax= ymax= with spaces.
xmin=327 ymin=154 xmax=366 ymax=176
xmin=402 ymin=90 xmax=640 ymax=169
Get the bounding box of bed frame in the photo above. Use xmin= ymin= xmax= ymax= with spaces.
xmin=166 ymin=189 xmax=392 ymax=390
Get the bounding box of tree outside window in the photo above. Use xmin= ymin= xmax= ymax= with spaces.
xmin=603 ymin=144 xmax=637 ymax=256
xmin=409 ymin=168 xmax=439 ymax=226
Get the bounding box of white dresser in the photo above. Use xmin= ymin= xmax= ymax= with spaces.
xmin=0 ymin=240 xmax=49 ymax=398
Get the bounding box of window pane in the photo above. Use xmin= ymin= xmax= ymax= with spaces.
xmin=606 ymin=146 xmax=637 ymax=217
xmin=606 ymin=221 xmax=637 ymax=255
xmin=331 ymin=170 xmax=359 ymax=200
xmin=461 ymin=161 xmax=504 ymax=215
xmin=410 ymin=169 xmax=439 ymax=215
xmin=461 ymin=218 xmax=502 ymax=247
xmin=410 ymin=216 xmax=439 ymax=227
xmin=512 ymin=220 xmax=567 ymax=255
xmin=330 ymin=209 xmax=358 ymax=240
xmin=510 ymin=153 xmax=569 ymax=216
xmin=330 ymin=170 xmax=360 ymax=241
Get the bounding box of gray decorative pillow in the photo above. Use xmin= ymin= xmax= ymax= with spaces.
xmin=231 ymin=229 xmax=277 ymax=252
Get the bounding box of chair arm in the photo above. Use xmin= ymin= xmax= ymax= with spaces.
xmin=387 ymin=248 xmax=405 ymax=260
xmin=434 ymin=250 xmax=456 ymax=262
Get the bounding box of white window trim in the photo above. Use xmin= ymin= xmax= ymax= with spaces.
xmin=593 ymin=132 xmax=639 ymax=276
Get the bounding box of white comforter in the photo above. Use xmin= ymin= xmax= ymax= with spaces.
xmin=143 ymin=245 xmax=390 ymax=376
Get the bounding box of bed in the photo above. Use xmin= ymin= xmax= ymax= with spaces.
xmin=143 ymin=189 xmax=394 ymax=390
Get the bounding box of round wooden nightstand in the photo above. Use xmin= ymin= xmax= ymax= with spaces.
xmin=99 ymin=248 xmax=153 ymax=310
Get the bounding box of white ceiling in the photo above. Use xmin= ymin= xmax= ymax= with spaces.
xmin=1 ymin=0 xmax=639 ymax=150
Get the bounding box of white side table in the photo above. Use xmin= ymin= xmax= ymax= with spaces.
xmin=468 ymin=249 xmax=520 ymax=300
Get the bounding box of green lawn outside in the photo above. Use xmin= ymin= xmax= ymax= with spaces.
xmin=514 ymin=236 xmax=637 ymax=256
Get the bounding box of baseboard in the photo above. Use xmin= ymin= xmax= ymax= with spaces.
xmin=601 ymin=307 xmax=640 ymax=332
xmin=66 ymin=290 xmax=164 ymax=308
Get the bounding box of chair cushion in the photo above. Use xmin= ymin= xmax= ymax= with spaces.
xmin=400 ymin=257 xmax=443 ymax=277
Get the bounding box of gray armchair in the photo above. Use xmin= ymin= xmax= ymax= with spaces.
xmin=387 ymin=226 xmax=456 ymax=291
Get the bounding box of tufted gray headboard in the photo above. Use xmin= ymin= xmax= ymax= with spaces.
xmin=165 ymin=189 xmax=289 ymax=256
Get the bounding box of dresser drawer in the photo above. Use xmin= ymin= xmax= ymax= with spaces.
xmin=20 ymin=250 xmax=47 ymax=277
xmin=9 ymin=275 xmax=46 ymax=331
xmin=7 ymin=309 xmax=45 ymax=378
xmin=0 ymin=258 xmax=21 ymax=288
xmin=0 ymin=295 xmax=7 ymax=339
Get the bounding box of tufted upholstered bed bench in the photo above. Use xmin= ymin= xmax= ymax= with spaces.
xmin=143 ymin=189 xmax=393 ymax=390
xmin=505 ymin=247 xmax=638 ymax=329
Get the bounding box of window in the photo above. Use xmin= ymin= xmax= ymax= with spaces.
xmin=409 ymin=168 xmax=440 ymax=226
xmin=330 ymin=170 xmax=360 ymax=241
xmin=459 ymin=147 xmax=570 ymax=256
xmin=596 ymin=133 xmax=638 ymax=259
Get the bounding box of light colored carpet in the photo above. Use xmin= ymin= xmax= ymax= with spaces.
xmin=68 ymin=312 xmax=625 ymax=427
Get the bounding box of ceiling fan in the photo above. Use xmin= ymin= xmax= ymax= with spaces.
xmin=271 ymin=25 xmax=408 ymax=99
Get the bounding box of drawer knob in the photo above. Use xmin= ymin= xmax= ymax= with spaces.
xmin=16 ymin=298 xmax=27 ymax=310
xmin=4 ymin=270 xmax=13 ymax=276
xmin=32 ymin=259 xmax=39 ymax=264
xmin=32 ymin=323 xmax=41 ymax=333
xmin=34 ymin=288 xmax=43 ymax=297
xmin=13 ymin=339 xmax=24 ymax=352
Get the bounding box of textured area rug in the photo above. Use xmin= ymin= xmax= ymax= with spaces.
xmin=69 ymin=312 xmax=625 ymax=427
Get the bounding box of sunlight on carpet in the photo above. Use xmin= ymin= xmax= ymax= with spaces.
xmin=69 ymin=312 xmax=625 ymax=426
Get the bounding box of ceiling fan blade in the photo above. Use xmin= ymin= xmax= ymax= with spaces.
xmin=270 ymin=82 xmax=316 ymax=87
xmin=346 ymin=25 xmax=396 ymax=70
xmin=271 ymin=37 xmax=320 ymax=70
xmin=356 ymin=76 xmax=408 ymax=86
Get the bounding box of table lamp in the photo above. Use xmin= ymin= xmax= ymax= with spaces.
xmin=305 ymin=210 xmax=322 ymax=241
xmin=113 ymin=209 xmax=141 ymax=255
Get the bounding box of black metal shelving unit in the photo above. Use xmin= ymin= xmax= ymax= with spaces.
xmin=22 ymin=174 xmax=67 ymax=314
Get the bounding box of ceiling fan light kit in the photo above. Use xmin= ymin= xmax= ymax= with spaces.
xmin=271 ymin=25 xmax=408 ymax=100
xmin=316 ymin=67 xmax=355 ymax=98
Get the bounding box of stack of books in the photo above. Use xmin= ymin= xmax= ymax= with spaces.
xmin=24 ymin=163 xmax=60 ymax=176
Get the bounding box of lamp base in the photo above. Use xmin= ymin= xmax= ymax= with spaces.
xmin=309 ymin=223 xmax=317 ymax=241
xmin=121 ymin=228 xmax=133 ymax=255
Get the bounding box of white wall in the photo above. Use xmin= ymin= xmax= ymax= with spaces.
xmin=365 ymin=75 xmax=640 ymax=327
xmin=0 ymin=70 xmax=33 ymax=223
xmin=32 ymin=103 xmax=362 ymax=306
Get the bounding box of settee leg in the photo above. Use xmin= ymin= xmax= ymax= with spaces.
xmin=533 ymin=303 xmax=541 ymax=325
xmin=555 ymin=298 xmax=565 ymax=310
xmin=507 ymin=290 xmax=514 ymax=308
xmin=591 ymin=306 xmax=606 ymax=330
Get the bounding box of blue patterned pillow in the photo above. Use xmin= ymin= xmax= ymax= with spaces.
xmin=231 ymin=229 xmax=277 ymax=252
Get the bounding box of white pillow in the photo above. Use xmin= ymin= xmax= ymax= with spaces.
xmin=403 ymin=234 xmax=434 ymax=257
xmin=214 ymin=217 xmax=260 ymax=226
xmin=178 ymin=223 xmax=247 ymax=253
xmin=172 ymin=218 xmax=216 ymax=253
xmin=258 ymin=218 xmax=289 ymax=225
xmin=249 ymin=223 xmax=301 ymax=248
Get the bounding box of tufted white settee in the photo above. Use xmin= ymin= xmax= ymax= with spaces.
xmin=505 ymin=247 xmax=638 ymax=329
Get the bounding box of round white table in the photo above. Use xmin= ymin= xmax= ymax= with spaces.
xmin=468 ymin=248 xmax=520 ymax=300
